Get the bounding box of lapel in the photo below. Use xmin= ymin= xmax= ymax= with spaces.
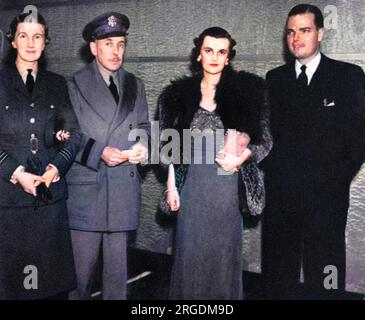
xmin=73 ymin=61 xmax=117 ymax=122
xmin=309 ymin=54 xmax=328 ymax=86
xmin=32 ymin=69 xmax=47 ymax=101
xmin=286 ymin=61 xmax=297 ymax=85
xmin=109 ymin=68 xmax=137 ymax=132
xmin=308 ymin=54 xmax=333 ymax=105
xmin=282 ymin=61 xmax=299 ymax=104
xmin=110 ymin=68 xmax=128 ymax=129
xmin=8 ymin=66 xmax=48 ymax=102
xmin=9 ymin=66 xmax=31 ymax=100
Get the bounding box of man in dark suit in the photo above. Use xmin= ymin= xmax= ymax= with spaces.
xmin=66 ymin=12 xmax=150 ymax=300
xmin=262 ymin=4 xmax=365 ymax=299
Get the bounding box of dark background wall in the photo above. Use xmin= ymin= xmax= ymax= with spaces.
xmin=1 ymin=0 xmax=364 ymax=294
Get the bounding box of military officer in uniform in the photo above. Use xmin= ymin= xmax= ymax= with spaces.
xmin=0 ymin=11 xmax=81 ymax=299
xmin=67 ymin=12 xmax=150 ymax=300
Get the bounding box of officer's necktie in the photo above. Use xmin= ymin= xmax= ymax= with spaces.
xmin=109 ymin=76 xmax=119 ymax=104
xmin=26 ymin=69 xmax=34 ymax=94
xmin=297 ymin=65 xmax=308 ymax=87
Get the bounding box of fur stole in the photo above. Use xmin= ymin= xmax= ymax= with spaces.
xmin=158 ymin=66 xmax=266 ymax=144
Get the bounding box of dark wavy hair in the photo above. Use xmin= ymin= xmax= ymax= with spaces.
xmin=190 ymin=27 xmax=236 ymax=74
xmin=287 ymin=4 xmax=324 ymax=29
xmin=3 ymin=11 xmax=49 ymax=66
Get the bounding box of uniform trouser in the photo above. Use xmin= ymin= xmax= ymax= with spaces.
xmin=69 ymin=230 xmax=128 ymax=300
xmin=262 ymin=202 xmax=348 ymax=299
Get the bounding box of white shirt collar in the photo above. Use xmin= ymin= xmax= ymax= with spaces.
xmin=16 ymin=62 xmax=38 ymax=84
xmin=20 ymin=69 xmax=37 ymax=84
xmin=295 ymin=52 xmax=321 ymax=85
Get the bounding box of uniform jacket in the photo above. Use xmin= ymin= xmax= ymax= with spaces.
xmin=0 ymin=66 xmax=81 ymax=207
xmin=158 ymin=67 xmax=272 ymax=216
xmin=67 ymin=61 xmax=150 ymax=231
xmin=0 ymin=66 xmax=80 ymax=299
xmin=264 ymin=54 xmax=365 ymax=210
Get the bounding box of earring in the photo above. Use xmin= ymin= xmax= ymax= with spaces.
xmin=197 ymin=57 xmax=201 ymax=62
xmin=225 ymin=60 xmax=229 ymax=65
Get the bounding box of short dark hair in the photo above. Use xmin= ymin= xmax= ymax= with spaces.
xmin=190 ymin=26 xmax=236 ymax=74
xmin=6 ymin=11 xmax=50 ymax=44
xmin=287 ymin=4 xmax=324 ymax=29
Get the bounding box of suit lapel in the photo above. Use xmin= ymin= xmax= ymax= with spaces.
xmin=286 ymin=61 xmax=297 ymax=84
xmin=113 ymin=68 xmax=129 ymax=126
xmin=9 ymin=66 xmax=31 ymax=100
xmin=109 ymin=68 xmax=136 ymax=132
xmin=283 ymin=62 xmax=299 ymax=102
xmin=73 ymin=61 xmax=117 ymax=122
xmin=309 ymin=54 xmax=329 ymax=89
xmin=308 ymin=54 xmax=333 ymax=104
xmin=32 ymin=69 xmax=47 ymax=101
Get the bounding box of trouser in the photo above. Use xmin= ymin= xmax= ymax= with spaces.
xmin=262 ymin=202 xmax=348 ymax=299
xmin=69 ymin=230 xmax=128 ymax=300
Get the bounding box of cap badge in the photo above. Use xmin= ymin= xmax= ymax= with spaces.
xmin=108 ymin=15 xmax=118 ymax=27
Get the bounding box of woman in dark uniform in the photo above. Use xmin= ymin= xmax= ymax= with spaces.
xmin=158 ymin=27 xmax=272 ymax=299
xmin=0 ymin=11 xmax=81 ymax=299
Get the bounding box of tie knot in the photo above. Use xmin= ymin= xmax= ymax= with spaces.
xmin=300 ymin=65 xmax=307 ymax=73
xmin=109 ymin=75 xmax=115 ymax=84
xmin=27 ymin=69 xmax=33 ymax=75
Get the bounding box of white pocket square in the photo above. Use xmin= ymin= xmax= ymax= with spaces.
xmin=323 ymin=98 xmax=335 ymax=107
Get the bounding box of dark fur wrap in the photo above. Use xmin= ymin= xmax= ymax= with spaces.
xmin=157 ymin=67 xmax=271 ymax=216
xmin=158 ymin=66 xmax=266 ymax=144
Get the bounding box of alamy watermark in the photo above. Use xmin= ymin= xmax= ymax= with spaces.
xmin=0 ymin=5 xmax=39 ymax=58
xmin=131 ymin=121 xmax=237 ymax=162
xmin=23 ymin=5 xmax=39 ymax=23
xmin=324 ymin=5 xmax=338 ymax=30
xmin=323 ymin=265 xmax=338 ymax=290
xmin=23 ymin=265 xmax=38 ymax=290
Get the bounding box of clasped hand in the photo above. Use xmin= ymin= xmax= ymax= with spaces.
xmin=215 ymin=148 xmax=252 ymax=173
xmin=16 ymin=165 xmax=59 ymax=196
xmin=102 ymin=146 xmax=129 ymax=166
xmin=102 ymin=143 xmax=148 ymax=167
xmin=128 ymin=143 xmax=148 ymax=164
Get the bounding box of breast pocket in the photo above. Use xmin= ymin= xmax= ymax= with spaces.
xmin=318 ymin=105 xmax=343 ymax=130
xmin=0 ymin=104 xmax=22 ymax=135
xmin=45 ymin=103 xmax=56 ymax=119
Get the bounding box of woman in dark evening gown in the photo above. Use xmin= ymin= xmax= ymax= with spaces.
xmin=158 ymin=27 xmax=271 ymax=299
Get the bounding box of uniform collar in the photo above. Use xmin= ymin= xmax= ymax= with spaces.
xmin=15 ymin=63 xmax=38 ymax=84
